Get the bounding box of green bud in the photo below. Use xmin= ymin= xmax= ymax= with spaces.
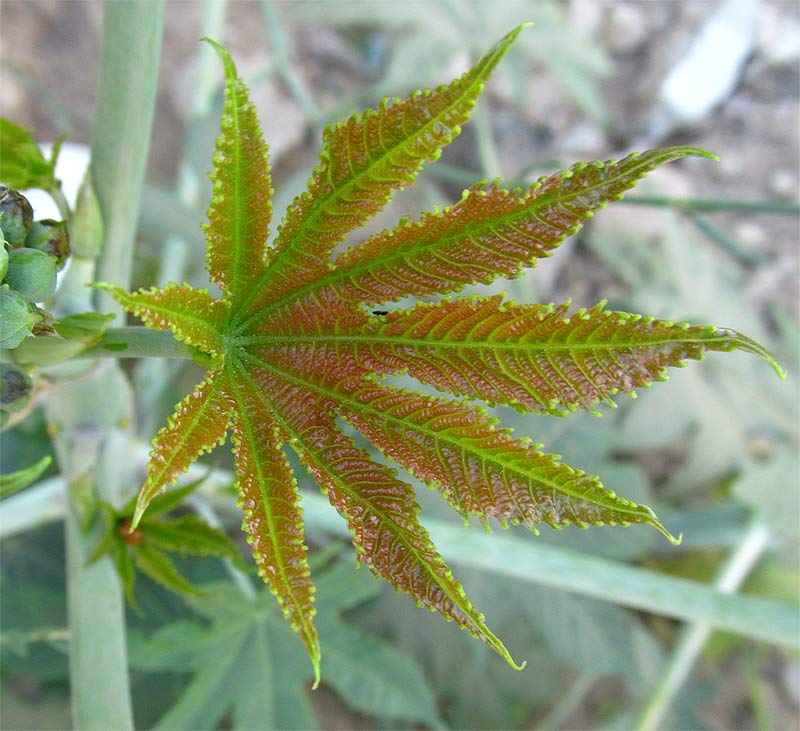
xmin=0 ymin=363 xmax=33 ymax=413
xmin=0 ymin=284 xmax=40 ymax=348
xmin=0 ymin=242 xmax=7 ymax=281
xmin=0 ymin=187 xmax=34 ymax=246
xmin=5 ymin=247 xmax=57 ymax=302
xmin=26 ymin=219 xmax=70 ymax=269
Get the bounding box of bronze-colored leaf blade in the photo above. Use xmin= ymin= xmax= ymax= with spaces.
xmin=339 ymin=383 xmax=676 ymax=541
xmin=330 ymin=296 xmax=782 ymax=413
xmin=267 ymin=147 xmax=716 ymax=317
xmin=226 ymin=365 xmax=320 ymax=686
xmin=132 ymin=371 xmax=233 ymax=528
xmin=97 ymin=282 xmax=227 ymax=355
xmin=203 ymin=39 xmax=272 ymax=297
xmin=234 ymin=24 xmax=529 ymax=324
xmin=237 ymin=352 xmax=523 ymax=670
xmin=249 ymin=337 xmax=674 ymax=538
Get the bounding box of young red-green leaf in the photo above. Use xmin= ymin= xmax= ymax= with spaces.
xmin=321 ymin=296 xmax=784 ymax=414
xmin=133 ymin=371 xmax=233 ymax=528
xmin=243 ymin=146 xmax=714 ymax=333
xmin=103 ymin=27 xmax=784 ymax=682
xmin=235 ymin=359 xmax=523 ymax=669
xmin=226 ymin=365 xmax=320 ymax=687
xmin=234 ymin=24 xmax=530 ymax=322
xmin=203 ymin=39 xmax=273 ymax=297
xmin=239 ymin=346 xmax=676 ymax=540
xmin=96 ymin=282 xmax=227 ymax=355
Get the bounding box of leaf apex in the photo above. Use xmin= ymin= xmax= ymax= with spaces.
xmin=715 ymin=328 xmax=786 ymax=379
xmin=688 ymin=146 xmax=719 ymax=161
xmin=202 ymin=37 xmax=240 ymax=91
xmin=650 ymin=512 xmax=682 ymax=546
xmin=310 ymin=647 xmax=321 ymax=690
xmin=130 ymin=498 xmax=147 ymax=531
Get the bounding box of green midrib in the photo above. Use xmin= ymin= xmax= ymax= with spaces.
xmin=226 ymin=328 xmax=733 ymax=353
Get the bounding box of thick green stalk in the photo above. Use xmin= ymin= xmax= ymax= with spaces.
xmin=92 ymin=1 xmax=165 ymax=319
xmin=53 ymin=3 xmax=165 ymax=729
xmin=80 ymin=327 xmax=198 ymax=360
xmin=134 ymin=0 xmax=228 ymax=435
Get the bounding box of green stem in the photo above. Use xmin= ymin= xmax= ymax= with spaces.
xmin=427 ymin=162 xmax=800 ymax=215
xmin=259 ymin=0 xmax=321 ymax=125
xmin=635 ymin=518 xmax=771 ymax=731
xmin=92 ymin=0 xmax=166 ymax=320
xmin=536 ymin=673 xmax=595 ymax=730
xmin=79 ymin=327 xmax=198 ymax=360
xmin=619 ymin=195 xmax=800 ymax=216
xmin=472 ymin=102 xmax=502 ymax=180
xmin=134 ymin=0 xmax=228 ymax=436
xmin=55 ymin=3 xmax=165 ymax=729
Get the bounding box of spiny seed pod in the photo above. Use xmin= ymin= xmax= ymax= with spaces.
xmin=0 ymin=363 xmax=33 ymax=414
xmin=5 ymin=247 xmax=57 ymax=302
xmin=0 ymin=284 xmax=40 ymax=348
xmin=26 ymin=219 xmax=70 ymax=269
xmin=0 ymin=187 xmax=34 ymax=247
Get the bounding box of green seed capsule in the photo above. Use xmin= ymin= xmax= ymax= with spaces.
xmin=26 ymin=219 xmax=70 ymax=269
xmin=0 ymin=284 xmax=40 ymax=348
xmin=0 ymin=187 xmax=34 ymax=246
xmin=0 ymin=363 xmax=33 ymax=413
xmin=5 ymin=247 xmax=57 ymax=302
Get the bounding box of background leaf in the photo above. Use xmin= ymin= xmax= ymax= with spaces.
xmin=0 ymin=118 xmax=57 ymax=190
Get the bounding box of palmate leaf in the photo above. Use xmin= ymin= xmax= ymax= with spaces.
xmin=104 ymin=26 xmax=783 ymax=681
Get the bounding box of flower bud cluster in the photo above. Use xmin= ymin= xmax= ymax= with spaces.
xmin=1 ymin=186 xmax=71 ymax=349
